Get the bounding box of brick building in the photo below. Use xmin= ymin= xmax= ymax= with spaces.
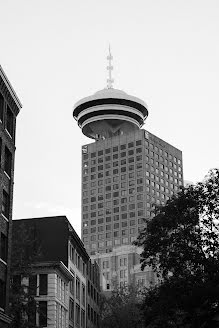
xmin=0 ymin=65 xmax=21 ymax=327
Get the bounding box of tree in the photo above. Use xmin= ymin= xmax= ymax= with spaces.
xmin=9 ymin=222 xmax=42 ymax=328
xmin=135 ymin=168 xmax=219 ymax=327
xmin=99 ymin=283 xmax=144 ymax=328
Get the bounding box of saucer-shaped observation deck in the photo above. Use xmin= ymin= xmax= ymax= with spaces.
xmin=73 ymin=88 xmax=148 ymax=140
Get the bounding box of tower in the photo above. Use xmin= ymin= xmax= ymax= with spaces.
xmin=0 ymin=65 xmax=21 ymax=327
xmin=73 ymin=51 xmax=183 ymax=288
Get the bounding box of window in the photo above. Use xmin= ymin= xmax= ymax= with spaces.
xmin=81 ymin=309 xmax=85 ymax=328
xmin=2 ymin=190 xmax=10 ymax=218
xmin=76 ymin=304 xmax=80 ymax=326
xmin=70 ymin=271 xmax=75 ymax=295
xmin=0 ymin=279 xmax=6 ymax=309
xmin=106 ymin=240 xmax=112 ymax=246
xmin=82 ymin=284 xmax=85 ymax=306
xmin=29 ymin=275 xmax=37 ymax=296
xmin=39 ymin=274 xmax=47 ymax=295
xmin=6 ymin=106 xmax=14 ymax=137
xmin=98 ymin=241 xmax=104 ymax=248
xmin=0 ymin=93 xmax=4 ymax=122
xmin=0 ymin=233 xmax=7 ymax=262
xmin=76 ymin=277 xmax=80 ymax=300
xmin=69 ymin=298 xmax=74 ymax=321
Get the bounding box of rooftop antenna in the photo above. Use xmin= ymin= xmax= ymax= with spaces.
xmin=107 ymin=45 xmax=114 ymax=89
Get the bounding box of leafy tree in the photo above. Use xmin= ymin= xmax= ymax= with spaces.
xmin=99 ymin=283 xmax=144 ymax=328
xmin=135 ymin=168 xmax=219 ymax=327
xmin=9 ymin=222 xmax=42 ymax=328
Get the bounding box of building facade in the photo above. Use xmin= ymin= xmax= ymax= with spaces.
xmin=12 ymin=216 xmax=100 ymax=328
xmin=0 ymin=65 xmax=21 ymax=327
xmin=92 ymin=245 xmax=158 ymax=292
xmin=13 ymin=261 xmax=73 ymax=327
xmin=79 ymin=128 xmax=183 ymax=255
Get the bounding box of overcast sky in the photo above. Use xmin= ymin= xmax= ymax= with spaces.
xmin=1 ymin=0 xmax=219 ymax=236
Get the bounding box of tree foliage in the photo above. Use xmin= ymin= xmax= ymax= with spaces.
xmin=99 ymin=284 xmax=144 ymax=328
xmin=9 ymin=222 xmax=42 ymax=328
xmin=135 ymin=168 xmax=219 ymax=327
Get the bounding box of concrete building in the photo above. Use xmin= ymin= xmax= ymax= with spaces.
xmin=12 ymin=216 xmax=100 ymax=328
xmin=72 ymin=51 xmax=183 ymax=289
xmin=91 ymin=245 xmax=158 ymax=292
xmin=0 ymin=65 xmax=21 ymax=327
xmin=13 ymin=261 xmax=73 ymax=327
xmin=78 ymin=128 xmax=183 ymax=255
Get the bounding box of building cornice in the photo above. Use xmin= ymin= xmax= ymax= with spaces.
xmin=0 ymin=65 xmax=22 ymax=110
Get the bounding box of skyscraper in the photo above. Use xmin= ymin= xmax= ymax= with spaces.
xmin=73 ymin=52 xmax=183 ymax=258
xmin=0 ymin=65 xmax=21 ymax=327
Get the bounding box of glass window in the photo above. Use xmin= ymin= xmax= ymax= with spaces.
xmin=6 ymin=106 xmax=14 ymax=137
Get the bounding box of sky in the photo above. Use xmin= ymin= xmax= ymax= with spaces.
xmin=1 ymin=0 xmax=219 ymax=237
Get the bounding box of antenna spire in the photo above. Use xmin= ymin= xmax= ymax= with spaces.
xmin=107 ymin=45 xmax=114 ymax=89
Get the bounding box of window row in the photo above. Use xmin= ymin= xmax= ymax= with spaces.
xmin=83 ymin=140 xmax=142 ymax=160
xmin=83 ymin=219 xmax=146 ymax=235
xmin=83 ymin=155 xmax=142 ymax=173
xmin=69 ymin=299 xmax=86 ymax=328
xmin=69 ymin=243 xmax=86 ymax=276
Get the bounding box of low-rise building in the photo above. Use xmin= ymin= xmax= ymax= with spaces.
xmin=92 ymin=245 xmax=158 ymax=292
xmin=12 ymin=216 xmax=100 ymax=328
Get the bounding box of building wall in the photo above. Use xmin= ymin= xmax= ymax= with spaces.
xmin=68 ymin=239 xmax=87 ymax=328
xmin=92 ymin=245 xmax=157 ymax=292
xmin=0 ymin=66 xmax=21 ymax=327
xmin=16 ymin=268 xmax=70 ymax=328
xmin=86 ymin=260 xmax=100 ymax=328
xmin=81 ymin=129 xmax=183 ymax=256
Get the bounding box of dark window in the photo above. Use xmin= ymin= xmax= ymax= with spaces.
xmin=76 ymin=304 xmax=80 ymax=325
xmin=29 ymin=275 xmax=37 ymax=296
xmin=0 ymin=233 xmax=7 ymax=262
xmin=0 ymin=93 xmax=4 ymax=122
xmin=39 ymin=301 xmax=47 ymax=327
xmin=2 ymin=190 xmax=10 ymax=218
xmin=28 ymin=302 xmax=36 ymax=326
xmin=12 ymin=275 xmax=21 ymax=294
xmin=76 ymin=277 xmax=80 ymax=300
xmin=6 ymin=106 xmax=14 ymax=137
xmin=69 ymin=298 xmax=74 ymax=321
xmin=39 ymin=274 xmax=47 ymax=295
xmin=0 ymin=279 xmax=6 ymax=309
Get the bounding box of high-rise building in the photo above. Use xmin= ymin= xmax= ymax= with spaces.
xmin=73 ymin=51 xmax=183 ymax=289
xmin=0 ymin=65 xmax=21 ymax=327
xmin=73 ymin=85 xmax=183 ymax=256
